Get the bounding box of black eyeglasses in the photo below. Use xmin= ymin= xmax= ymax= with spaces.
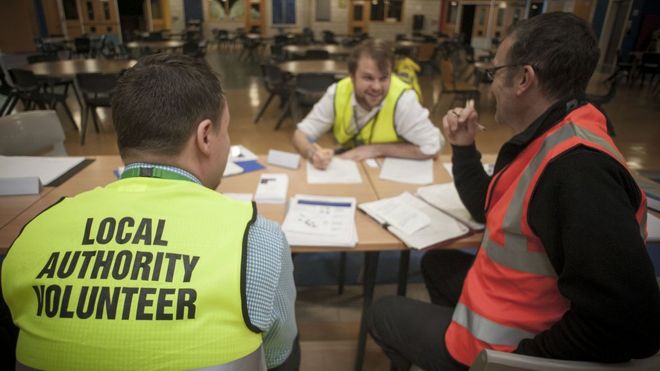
xmin=484 ymin=63 xmax=531 ymax=82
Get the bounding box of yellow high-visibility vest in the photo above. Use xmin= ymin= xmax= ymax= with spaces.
xmin=333 ymin=74 xmax=413 ymax=147
xmin=2 ymin=175 xmax=262 ymax=370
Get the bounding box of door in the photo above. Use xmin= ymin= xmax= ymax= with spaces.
xmin=349 ymin=0 xmax=369 ymax=35
xmin=460 ymin=5 xmax=475 ymax=44
xmin=245 ymin=0 xmax=265 ymax=34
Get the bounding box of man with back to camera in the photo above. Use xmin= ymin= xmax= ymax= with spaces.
xmin=0 ymin=54 xmax=299 ymax=371
xmin=291 ymin=38 xmax=444 ymax=169
xmin=367 ymin=12 xmax=660 ymax=370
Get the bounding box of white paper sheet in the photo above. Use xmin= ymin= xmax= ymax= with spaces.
xmin=379 ymin=158 xmax=433 ymax=185
xmin=282 ymin=195 xmax=357 ymax=247
xmin=223 ymin=161 xmax=244 ymax=177
xmin=229 ymin=144 xmax=258 ymax=162
xmin=0 ymin=156 xmax=85 ymax=185
xmin=368 ymin=197 xmax=430 ymax=235
xmin=417 ymin=182 xmax=484 ymax=230
xmin=306 ymin=157 xmax=362 ymax=184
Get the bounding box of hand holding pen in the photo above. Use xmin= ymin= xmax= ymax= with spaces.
xmin=442 ymin=99 xmax=484 ymax=146
xmin=309 ymin=142 xmax=334 ymax=170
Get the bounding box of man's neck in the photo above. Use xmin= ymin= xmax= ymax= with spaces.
xmin=511 ymin=93 xmax=557 ymax=135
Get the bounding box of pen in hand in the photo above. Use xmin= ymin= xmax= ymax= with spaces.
xmin=452 ymin=99 xmax=486 ymax=131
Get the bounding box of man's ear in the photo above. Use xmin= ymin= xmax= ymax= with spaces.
xmin=516 ymin=65 xmax=537 ymax=95
xmin=195 ymin=119 xmax=214 ymax=156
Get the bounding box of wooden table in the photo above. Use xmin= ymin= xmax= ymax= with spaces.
xmin=125 ymin=40 xmax=185 ymax=51
xmin=278 ymin=60 xmax=348 ymax=76
xmin=23 ymin=59 xmax=137 ymax=79
xmin=0 ymin=154 xmax=490 ymax=371
xmin=282 ymin=44 xmax=352 ymax=59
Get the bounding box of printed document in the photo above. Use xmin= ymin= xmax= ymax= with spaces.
xmin=0 ymin=156 xmax=85 ymax=185
xmin=306 ymin=157 xmax=362 ymax=184
xmin=417 ymin=182 xmax=484 ymax=230
xmin=379 ymin=158 xmax=433 ymax=185
xmin=359 ymin=192 xmax=470 ymax=250
xmin=282 ymin=194 xmax=357 ymax=247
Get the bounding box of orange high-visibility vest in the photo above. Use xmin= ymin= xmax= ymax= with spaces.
xmin=445 ymin=103 xmax=648 ymax=366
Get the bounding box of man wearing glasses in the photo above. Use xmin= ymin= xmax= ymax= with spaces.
xmin=368 ymin=12 xmax=660 ymax=370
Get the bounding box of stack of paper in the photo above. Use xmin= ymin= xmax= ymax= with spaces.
xmin=254 ymin=173 xmax=288 ymax=204
xmin=359 ymin=192 xmax=470 ymax=250
xmin=282 ymin=194 xmax=358 ymax=247
xmin=417 ymin=182 xmax=484 ymax=230
xmin=379 ymin=158 xmax=433 ymax=185
xmin=306 ymin=157 xmax=362 ymax=184
xmin=0 ymin=156 xmax=86 ymax=195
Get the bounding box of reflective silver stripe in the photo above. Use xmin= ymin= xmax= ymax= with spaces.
xmin=452 ymin=303 xmax=536 ymax=346
xmin=16 ymin=345 xmax=267 ymax=371
xmin=486 ymin=116 xmax=630 ymax=276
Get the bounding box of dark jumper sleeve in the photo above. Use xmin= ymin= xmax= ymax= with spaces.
xmin=451 ymin=144 xmax=491 ymax=223
xmin=515 ymin=148 xmax=660 ymax=362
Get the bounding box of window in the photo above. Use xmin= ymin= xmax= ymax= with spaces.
xmin=102 ymin=0 xmax=111 ymax=20
xmin=273 ymin=0 xmax=296 ymax=24
xmin=370 ymin=0 xmax=403 ymax=22
xmin=446 ymin=1 xmax=458 ymax=24
xmin=63 ymin=0 xmax=79 ymax=20
xmin=86 ymin=0 xmax=95 ymax=20
xmin=316 ymin=0 xmax=330 ymax=22
xmin=151 ymin=0 xmax=162 ymax=19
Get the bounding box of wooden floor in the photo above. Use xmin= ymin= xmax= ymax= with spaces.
xmin=19 ymin=46 xmax=660 ymax=370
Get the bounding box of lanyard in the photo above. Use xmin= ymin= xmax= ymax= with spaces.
xmin=120 ymin=166 xmax=197 ymax=183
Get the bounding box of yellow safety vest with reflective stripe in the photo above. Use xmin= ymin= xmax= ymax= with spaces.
xmin=445 ymin=103 xmax=647 ymax=366
xmin=333 ymin=74 xmax=413 ymax=146
xmin=2 ymin=176 xmax=262 ymax=371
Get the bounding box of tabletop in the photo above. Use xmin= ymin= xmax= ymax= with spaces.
xmin=125 ymin=40 xmax=185 ymax=49
xmin=278 ymin=60 xmax=348 ymax=76
xmin=0 ymin=156 xmax=403 ymax=254
xmin=23 ymin=59 xmax=137 ymax=78
xmin=282 ymin=45 xmax=352 ymax=57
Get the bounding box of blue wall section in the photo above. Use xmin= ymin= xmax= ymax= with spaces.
xmin=184 ymin=0 xmax=203 ymax=22
xmin=592 ymin=0 xmax=609 ymax=40
xmin=34 ymin=0 xmax=48 ymax=38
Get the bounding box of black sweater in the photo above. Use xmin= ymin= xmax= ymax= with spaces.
xmin=451 ymin=97 xmax=660 ymax=362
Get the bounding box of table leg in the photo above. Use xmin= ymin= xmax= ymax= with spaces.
xmin=397 ymin=250 xmax=410 ymax=297
xmin=354 ymin=251 xmax=379 ymax=371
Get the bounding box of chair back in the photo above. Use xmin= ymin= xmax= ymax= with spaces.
xmin=322 ymin=30 xmax=337 ymax=44
xmin=0 ymin=110 xmax=66 ymax=156
xmin=27 ymin=54 xmax=59 ymax=64
xmin=295 ymin=73 xmax=336 ymax=105
xmin=75 ymin=73 xmax=118 ymax=100
xmin=9 ymin=69 xmax=40 ymax=91
xmin=303 ymin=49 xmax=330 ymax=60
xmin=469 ymin=349 xmax=660 ymax=371
xmin=74 ymin=37 xmax=91 ymax=54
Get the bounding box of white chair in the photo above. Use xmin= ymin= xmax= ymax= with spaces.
xmin=0 ymin=110 xmax=66 ymax=156
xmin=469 ymin=349 xmax=660 ymax=371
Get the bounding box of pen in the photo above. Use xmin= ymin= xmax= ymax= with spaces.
xmin=452 ymin=100 xmax=486 ymax=131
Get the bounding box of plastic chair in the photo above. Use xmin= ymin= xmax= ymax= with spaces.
xmin=75 ymin=73 xmax=119 ymax=145
xmin=9 ymin=68 xmax=76 ymax=128
xmin=73 ymin=37 xmax=91 ymax=58
xmin=0 ymin=68 xmax=19 ymax=116
xmin=469 ymin=349 xmax=660 ymax=371
xmin=302 ymin=49 xmax=330 ymax=60
xmin=253 ymin=62 xmax=292 ymax=124
xmin=0 ymin=110 xmax=66 ymax=156
xmin=275 ymin=72 xmax=336 ymax=130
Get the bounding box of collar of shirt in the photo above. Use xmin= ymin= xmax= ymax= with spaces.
xmin=350 ymin=91 xmax=385 ymax=127
xmin=121 ymin=162 xmax=202 ymax=184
